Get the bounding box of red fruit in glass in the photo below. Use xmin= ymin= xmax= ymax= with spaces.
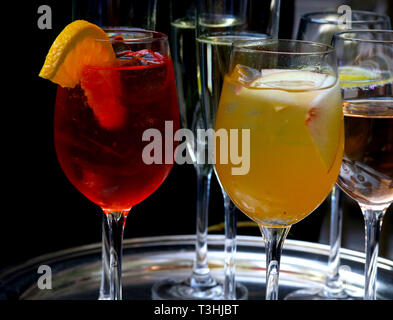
xmin=54 ymin=52 xmax=179 ymax=211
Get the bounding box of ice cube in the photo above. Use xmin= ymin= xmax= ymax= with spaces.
xmin=232 ymin=64 xmax=261 ymax=85
xmin=118 ymin=49 xmax=164 ymax=66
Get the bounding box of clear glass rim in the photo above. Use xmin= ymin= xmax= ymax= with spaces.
xmin=232 ymin=38 xmax=335 ymax=56
xmin=333 ymin=29 xmax=393 ymax=44
xmin=196 ymin=31 xmax=270 ymax=44
xmin=301 ymin=10 xmax=389 ymax=25
xmin=100 ymin=28 xmax=168 ymax=44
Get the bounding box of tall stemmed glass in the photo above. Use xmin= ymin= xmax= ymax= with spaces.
xmin=152 ymin=0 xmax=225 ymax=300
xmin=53 ymin=29 xmax=179 ymax=300
xmin=214 ymin=39 xmax=344 ymax=300
xmin=196 ymin=0 xmax=281 ymax=300
xmin=152 ymin=0 xmax=280 ymax=300
xmin=333 ymin=30 xmax=393 ymax=300
xmin=72 ymin=0 xmax=159 ymax=300
xmin=286 ymin=11 xmax=391 ymax=300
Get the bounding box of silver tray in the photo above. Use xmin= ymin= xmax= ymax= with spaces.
xmin=0 ymin=235 xmax=392 ymax=300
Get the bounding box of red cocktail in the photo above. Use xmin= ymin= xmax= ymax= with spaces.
xmin=40 ymin=24 xmax=179 ymax=299
xmin=54 ymin=49 xmax=179 ymax=210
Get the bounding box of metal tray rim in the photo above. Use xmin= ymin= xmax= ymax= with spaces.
xmin=1 ymin=235 xmax=392 ymax=284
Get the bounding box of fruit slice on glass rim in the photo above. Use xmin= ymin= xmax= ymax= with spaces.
xmin=39 ymin=20 xmax=116 ymax=88
xmin=39 ymin=20 xmax=127 ymax=130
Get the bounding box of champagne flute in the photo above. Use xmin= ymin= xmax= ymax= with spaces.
xmin=333 ymin=30 xmax=393 ymax=300
xmin=286 ymin=10 xmax=391 ymax=300
xmin=53 ymin=29 xmax=179 ymax=299
xmin=152 ymin=0 xmax=280 ymax=300
xmin=152 ymin=0 xmax=225 ymax=300
xmin=214 ymin=39 xmax=344 ymax=300
xmin=71 ymin=0 xmax=159 ymax=300
xmin=196 ymin=0 xmax=281 ymax=300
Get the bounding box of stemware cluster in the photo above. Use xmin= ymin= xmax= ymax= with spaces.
xmin=46 ymin=1 xmax=393 ymax=301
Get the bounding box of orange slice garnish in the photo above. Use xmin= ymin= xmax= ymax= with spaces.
xmin=39 ymin=20 xmax=116 ymax=88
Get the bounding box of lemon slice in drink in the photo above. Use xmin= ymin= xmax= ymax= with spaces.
xmin=39 ymin=20 xmax=116 ymax=88
xmin=338 ymin=66 xmax=391 ymax=88
xmin=250 ymin=70 xmax=336 ymax=91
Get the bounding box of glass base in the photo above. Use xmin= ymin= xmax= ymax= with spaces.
xmin=284 ymin=286 xmax=362 ymax=300
xmin=151 ymin=278 xmax=248 ymax=300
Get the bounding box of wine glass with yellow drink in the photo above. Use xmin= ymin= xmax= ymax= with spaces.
xmin=214 ymin=39 xmax=344 ymax=300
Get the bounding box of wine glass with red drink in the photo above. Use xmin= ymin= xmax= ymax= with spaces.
xmin=42 ymin=25 xmax=180 ymax=299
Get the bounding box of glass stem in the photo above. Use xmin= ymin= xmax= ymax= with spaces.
xmin=324 ymin=185 xmax=345 ymax=296
xmin=359 ymin=205 xmax=386 ymax=300
xmin=99 ymin=211 xmax=110 ymax=300
xmin=260 ymin=226 xmax=290 ymax=300
xmin=103 ymin=209 xmax=129 ymax=300
xmin=191 ymin=166 xmax=215 ymax=288
xmin=267 ymin=0 xmax=281 ymax=38
xmin=223 ymin=191 xmax=237 ymax=299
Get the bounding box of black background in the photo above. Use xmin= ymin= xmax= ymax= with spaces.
xmin=1 ymin=0 xmax=392 ymax=275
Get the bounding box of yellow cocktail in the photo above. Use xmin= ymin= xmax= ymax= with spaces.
xmin=215 ymin=66 xmax=344 ymax=227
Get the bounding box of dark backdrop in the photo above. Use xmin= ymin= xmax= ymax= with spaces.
xmin=4 ymin=0 xmax=391 ymax=274
xmin=1 ymin=0 xmax=296 ymax=271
